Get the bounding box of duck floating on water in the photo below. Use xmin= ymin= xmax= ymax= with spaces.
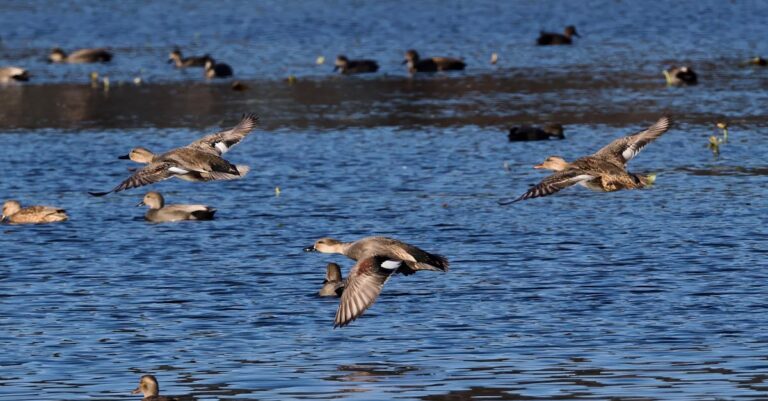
xmin=131 ymin=375 xmax=178 ymax=401
xmin=508 ymin=124 xmax=565 ymax=141
xmin=502 ymin=116 xmax=671 ymax=203
xmin=2 ymin=200 xmax=68 ymax=224
xmin=663 ymin=66 xmax=697 ymax=86
xmin=48 ymin=47 xmax=112 ymax=63
xmin=204 ymin=58 xmax=233 ymax=79
xmin=305 ymin=236 xmax=449 ymax=327
xmin=168 ymin=48 xmax=209 ymax=68
xmin=403 ymin=49 xmax=466 ymax=73
xmin=334 ymin=55 xmax=379 ymax=74
xmin=537 ymin=26 xmax=580 ymax=45
xmin=0 ymin=66 xmax=29 ymax=84
xmin=319 ymin=262 xmax=345 ymax=296
xmin=138 ymin=192 xmax=216 ymax=222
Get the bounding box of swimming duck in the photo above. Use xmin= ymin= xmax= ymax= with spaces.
xmin=663 ymin=66 xmax=697 ymax=86
xmin=508 ymin=124 xmax=565 ymax=141
xmin=334 ymin=55 xmax=379 ymax=74
xmin=503 ymin=116 xmax=671 ymax=203
xmin=305 ymin=236 xmax=448 ymax=327
xmin=537 ymin=26 xmax=580 ymax=45
xmin=319 ymin=262 xmax=345 ymax=296
xmin=204 ymin=58 xmax=233 ymax=79
xmin=48 ymin=47 xmax=112 ymax=63
xmin=0 ymin=66 xmax=29 ymax=83
xmin=139 ymin=192 xmax=216 ymax=222
xmin=131 ymin=375 xmax=178 ymax=401
xmin=2 ymin=200 xmax=68 ymax=224
xmin=402 ymin=49 xmax=466 ymax=73
xmin=749 ymin=56 xmax=767 ymax=66
xmin=90 ymin=113 xmax=258 ymax=196
xmin=716 ymin=120 xmax=729 ymax=141
xmin=168 ymin=48 xmax=209 ymax=68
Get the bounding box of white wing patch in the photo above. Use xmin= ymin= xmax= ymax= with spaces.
xmin=380 ymin=260 xmax=402 ymax=270
xmin=215 ymin=142 xmax=229 ymax=154
xmin=168 ymin=166 xmax=190 ymax=175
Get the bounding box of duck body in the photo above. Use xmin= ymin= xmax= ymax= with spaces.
xmin=307 ymin=236 xmax=449 ymax=274
xmin=305 ymin=236 xmax=449 ymax=327
xmin=168 ymin=48 xmax=209 ymax=68
xmin=508 ymin=124 xmax=565 ymax=141
xmin=90 ymin=114 xmax=258 ymax=196
xmin=0 ymin=66 xmax=30 ymax=83
xmin=205 ymin=59 xmax=233 ymax=78
xmin=2 ymin=200 xmax=68 ymax=224
xmin=140 ymin=192 xmax=216 ymax=222
xmin=663 ymin=66 xmax=697 ymax=86
xmin=403 ymin=49 xmax=465 ymax=73
xmin=537 ymin=26 xmax=579 ymax=45
xmin=49 ymin=48 xmax=112 ymax=63
xmin=319 ymin=262 xmax=345 ymax=296
xmin=507 ymin=116 xmax=671 ymax=203
xmin=334 ymin=55 xmax=379 ymax=74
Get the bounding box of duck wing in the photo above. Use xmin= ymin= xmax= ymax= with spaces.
xmin=593 ymin=116 xmax=672 ymax=167
xmin=501 ymin=170 xmax=597 ymax=204
xmin=89 ymin=162 xmax=175 ymax=196
xmin=334 ymin=256 xmax=402 ymax=328
xmin=187 ymin=113 xmax=259 ymax=155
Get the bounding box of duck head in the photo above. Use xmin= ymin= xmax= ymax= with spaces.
xmin=48 ymin=48 xmax=67 ymax=63
xmin=543 ymin=123 xmax=565 ymax=139
xmin=2 ymin=200 xmax=21 ymax=221
xmin=565 ymin=25 xmax=580 ymax=38
xmin=131 ymin=375 xmax=160 ymax=397
xmin=168 ymin=48 xmax=182 ymax=64
xmin=334 ymin=55 xmax=349 ymax=72
xmin=138 ymin=192 xmax=164 ymax=209
xmin=325 ymin=262 xmax=342 ymax=282
xmin=304 ymin=237 xmax=343 ymax=253
xmin=119 ymin=147 xmax=155 ymax=163
xmin=402 ymin=49 xmax=420 ymax=64
xmin=534 ymin=156 xmax=569 ymax=171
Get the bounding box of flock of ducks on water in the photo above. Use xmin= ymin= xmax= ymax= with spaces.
xmin=0 ymin=24 xmax=760 ymax=401
xmin=3 ymin=25 xmax=765 ymax=85
xmin=0 ymin=112 xmax=673 ymax=328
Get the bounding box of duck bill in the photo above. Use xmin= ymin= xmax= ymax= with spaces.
xmin=131 ymin=387 xmax=141 ymax=395
xmin=533 ymin=163 xmax=545 ymax=169
xmin=136 ymin=201 xmax=145 ymax=207
xmin=332 ymin=65 xmax=339 ymax=72
xmin=0 ymin=214 xmax=6 ymax=222
xmin=303 ymin=245 xmax=317 ymax=252
xmin=118 ymin=154 xmax=130 ymax=160
xmin=400 ymin=59 xmax=407 ymax=65
xmin=645 ymin=173 xmax=657 ymax=185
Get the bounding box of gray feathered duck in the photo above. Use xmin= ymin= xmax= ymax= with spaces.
xmin=89 ymin=114 xmax=258 ymax=196
xmin=501 ymin=116 xmax=671 ymax=204
xmin=304 ymin=236 xmax=449 ymax=327
xmin=319 ymin=262 xmax=345 ymax=297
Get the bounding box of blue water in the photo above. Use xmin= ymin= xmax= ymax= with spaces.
xmin=2 ymin=1 xmax=768 ymax=400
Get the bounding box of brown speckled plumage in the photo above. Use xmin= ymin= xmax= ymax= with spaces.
xmin=506 ymin=116 xmax=671 ymax=203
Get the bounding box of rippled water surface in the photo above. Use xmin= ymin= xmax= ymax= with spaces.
xmin=2 ymin=1 xmax=768 ymax=400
